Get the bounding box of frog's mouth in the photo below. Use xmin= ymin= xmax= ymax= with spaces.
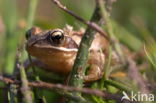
xmin=34 ymin=44 xmax=78 ymax=52
xmin=27 ymin=41 xmax=78 ymax=62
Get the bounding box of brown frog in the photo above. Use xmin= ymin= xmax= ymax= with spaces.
xmin=26 ymin=26 xmax=108 ymax=82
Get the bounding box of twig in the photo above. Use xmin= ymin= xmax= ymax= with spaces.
xmin=52 ymin=0 xmax=109 ymax=41
xmin=19 ymin=64 xmax=33 ymax=103
xmin=67 ymin=2 xmax=101 ymax=89
xmin=105 ymin=0 xmax=117 ymax=12
xmin=8 ymin=84 xmax=18 ymax=103
xmin=2 ymin=85 xmax=9 ymax=103
xmin=127 ymin=57 xmax=150 ymax=94
xmin=16 ymin=49 xmax=33 ymax=103
xmin=0 ymin=75 xmax=90 ymax=103
xmin=0 ymin=75 xmax=124 ymax=103
xmin=30 ymin=81 xmax=119 ymax=100
xmin=97 ymin=0 xmax=125 ymax=64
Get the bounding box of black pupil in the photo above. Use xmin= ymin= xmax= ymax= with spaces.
xmin=53 ymin=34 xmax=62 ymax=40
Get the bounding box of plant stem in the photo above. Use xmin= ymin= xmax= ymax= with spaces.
xmin=25 ymin=0 xmax=44 ymax=102
xmin=68 ymin=2 xmax=101 ymax=87
xmin=104 ymin=46 xmax=112 ymax=80
xmin=8 ymin=84 xmax=18 ymax=103
xmin=105 ymin=79 xmax=132 ymax=93
xmin=98 ymin=0 xmax=125 ymax=63
xmin=19 ymin=64 xmax=33 ymax=103
xmin=100 ymin=46 xmax=112 ymax=89
xmin=66 ymin=3 xmax=102 ymax=103
xmin=16 ymin=47 xmax=33 ymax=103
xmin=2 ymin=0 xmax=17 ymax=74
xmin=26 ymin=0 xmax=38 ymax=30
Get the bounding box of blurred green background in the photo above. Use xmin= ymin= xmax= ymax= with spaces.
xmin=0 ymin=0 xmax=156 ymax=103
xmin=0 ymin=0 xmax=156 ymax=73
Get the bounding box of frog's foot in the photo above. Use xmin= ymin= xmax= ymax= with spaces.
xmin=84 ymin=50 xmax=105 ymax=82
xmin=24 ymin=58 xmax=46 ymax=70
xmin=84 ymin=65 xmax=103 ymax=82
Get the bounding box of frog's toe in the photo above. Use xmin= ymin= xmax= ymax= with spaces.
xmin=84 ymin=65 xmax=103 ymax=82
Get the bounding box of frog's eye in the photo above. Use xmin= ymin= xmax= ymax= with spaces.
xmin=49 ymin=29 xmax=64 ymax=45
xmin=26 ymin=27 xmax=41 ymax=40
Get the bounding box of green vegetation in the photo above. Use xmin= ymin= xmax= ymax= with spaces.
xmin=0 ymin=0 xmax=156 ymax=103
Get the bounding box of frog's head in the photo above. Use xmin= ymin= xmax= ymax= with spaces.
xmin=26 ymin=27 xmax=78 ymax=50
xmin=26 ymin=27 xmax=78 ymax=74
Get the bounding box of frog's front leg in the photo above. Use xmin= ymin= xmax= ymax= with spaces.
xmin=24 ymin=58 xmax=46 ymax=70
xmin=84 ymin=50 xmax=105 ymax=82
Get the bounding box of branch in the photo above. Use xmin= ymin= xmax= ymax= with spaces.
xmin=67 ymin=2 xmax=102 ymax=89
xmin=127 ymin=57 xmax=150 ymax=94
xmin=97 ymin=0 xmax=125 ymax=63
xmin=52 ymin=0 xmax=109 ymax=41
xmin=0 ymin=75 xmax=125 ymax=103
xmin=16 ymin=49 xmax=33 ymax=103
